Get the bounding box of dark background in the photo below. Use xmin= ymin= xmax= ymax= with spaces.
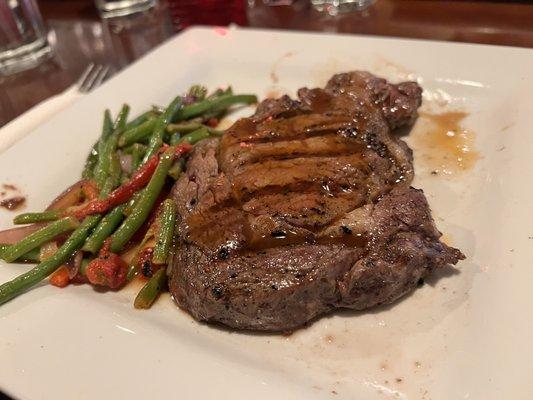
xmin=2 ymin=0 xmax=533 ymax=127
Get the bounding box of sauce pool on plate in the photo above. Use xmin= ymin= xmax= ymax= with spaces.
xmin=410 ymin=111 xmax=479 ymax=175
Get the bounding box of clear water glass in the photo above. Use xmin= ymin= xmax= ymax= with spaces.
xmin=95 ymin=0 xmax=157 ymax=18
xmin=0 ymin=0 xmax=51 ymax=75
xmin=311 ymin=0 xmax=375 ymax=14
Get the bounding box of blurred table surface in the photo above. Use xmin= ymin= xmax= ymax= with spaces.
xmin=1 ymin=0 xmax=533 ymax=127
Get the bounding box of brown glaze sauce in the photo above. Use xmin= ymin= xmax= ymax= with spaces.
xmin=243 ymin=225 xmax=368 ymax=251
xmin=0 ymin=183 xmax=26 ymax=211
xmin=412 ymin=111 xmax=479 ymax=175
xmin=0 ymin=196 xmax=26 ymax=210
xmin=189 ymin=189 xmax=370 ymax=255
xmin=305 ymin=90 xmax=334 ymax=114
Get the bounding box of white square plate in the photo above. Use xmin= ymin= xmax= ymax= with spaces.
xmin=1 ymin=27 xmax=532 ymax=400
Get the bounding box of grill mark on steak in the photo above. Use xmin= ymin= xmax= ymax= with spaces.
xmin=221 ymin=114 xmax=355 ymax=147
xmin=223 ymin=134 xmax=367 ymax=168
xmin=169 ymin=71 xmax=464 ymax=332
xmin=222 ymin=121 xmax=413 ymax=189
xmin=231 ymin=155 xmax=374 ymax=196
xmin=183 ymin=183 xmax=371 ymax=252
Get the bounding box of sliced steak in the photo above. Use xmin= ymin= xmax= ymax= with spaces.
xmin=168 ymin=71 xmax=464 ymax=332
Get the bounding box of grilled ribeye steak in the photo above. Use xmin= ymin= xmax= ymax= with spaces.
xmin=168 ymin=71 xmax=464 ymax=331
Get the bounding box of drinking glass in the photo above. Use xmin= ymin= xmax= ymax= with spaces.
xmin=0 ymin=0 xmax=51 ymax=75
xmin=311 ymin=0 xmax=375 ymax=14
xmin=95 ymin=0 xmax=158 ymax=18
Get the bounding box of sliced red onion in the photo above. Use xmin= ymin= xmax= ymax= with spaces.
xmin=119 ymin=153 xmax=133 ymax=175
xmin=0 ymin=180 xmax=91 ymax=247
xmin=65 ymin=251 xmax=82 ymax=279
xmin=0 ymin=224 xmax=45 ymax=244
xmin=46 ymin=180 xmax=87 ymax=211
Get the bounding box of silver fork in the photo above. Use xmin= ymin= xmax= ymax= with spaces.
xmin=0 ymin=63 xmax=112 ymax=152
xmin=76 ymin=63 xmax=111 ymax=93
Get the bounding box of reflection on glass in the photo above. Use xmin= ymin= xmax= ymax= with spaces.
xmin=101 ymin=1 xmax=173 ymax=67
xmin=311 ymin=0 xmax=375 ymax=15
xmin=0 ymin=0 xmax=51 ymax=75
xmin=95 ymin=0 xmax=158 ymax=18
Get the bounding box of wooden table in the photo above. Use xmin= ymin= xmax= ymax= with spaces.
xmin=1 ymin=0 xmax=533 ymax=127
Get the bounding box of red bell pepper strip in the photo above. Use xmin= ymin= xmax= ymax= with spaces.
xmin=71 ymin=144 xmax=191 ymax=220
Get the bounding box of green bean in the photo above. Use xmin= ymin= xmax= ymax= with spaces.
xmin=201 ymin=105 xmax=229 ymax=122
xmin=171 ymin=123 xmax=223 ymax=137
xmin=0 ymin=244 xmax=40 ymax=263
xmin=201 ymin=90 xmax=239 ymax=121
xmin=82 ymin=144 xmax=98 ymax=179
xmin=82 ymin=205 xmax=126 ymax=254
xmin=188 ymin=85 xmax=207 ymax=101
xmin=152 ymin=199 xmax=176 ymax=264
xmin=101 ymin=109 xmax=115 ymax=141
xmin=168 ymin=158 xmax=184 ymax=180
xmin=166 ymin=122 xmax=203 ymax=134
xmin=123 ymin=143 xmax=145 ymax=155
xmin=123 ymin=142 xmax=147 ymax=154
xmin=167 ymin=121 xmax=223 ymax=135
xmin=142 ymin=96 xmax=183 ymax=164
xmin=14 ymin=210 xmax=62 ymax=225
xmin=2 ymin=217 xmax=80 ymax=263
xmin=109 ymin=153 xmax=122 ymax=187
xmin=93 ymin=138 xmax=113 ymax=189
xmin=207 ymin=88 xmax=225 ymax=99
xmin=128 ymin=143 xmax=146 ymax=172
xmin=151 ymin=105 xmax=164 ymax=114
xmin=110 ymin=147 xmax=176 ymax=253
xmin=94 ymin=141 xmax=116 ymax=189
xmin=124 ymin=111 xmax=153 ymax=130
xmin=133 ymin=268 xmax=167 ymax=309
xmin=96 ymin=110 xmax=114 ymax=160
xmin=83 ymin=110 xmax=113 ymax=179
xmin=172 ymin=94 xmax=256 ymax=122
xmin=114 ymin=104 xmax=130 ymax=132
xmin=123 ymin=191 xmax=142 ymax=216
xmin=207 ymin=86 xmax=233 ymax=99
xmin=126 ymin=263 xmax=137 ymax=281
xmin=169 ymin=133 xmax=181 ymax=146
xmin=78 ymin=258 xmax=91 ymax=277
xmin=178 ymin=126 xmax=210 ymax=145
xmin=118 ymin=119 xmax=156 ymax=148
xmin=209 ymin=129 xmax=224 ymax=136
xmin=94 ymin=105 xmax=130 ymax=189
xmin=0 ymin=215 xmax=100 ymax=305
xmin=100 ymin=176 xmax=115 ymax=198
